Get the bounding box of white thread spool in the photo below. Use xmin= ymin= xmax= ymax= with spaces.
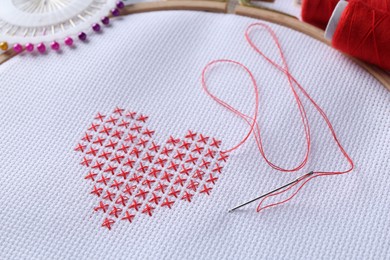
xmin=325 ymin=1 xmax=348 ymax=40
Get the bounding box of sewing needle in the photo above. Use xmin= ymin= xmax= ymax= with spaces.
xmin=228 ymin=171 xmax=314 ymax=212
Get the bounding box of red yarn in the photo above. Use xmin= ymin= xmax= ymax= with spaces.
xmin=201 ymin=23 xmax=354 ymax=212
xmin=301 ymin=0 xmax=340 ymax=29
xmin=365 ymin=0 xmax=390 ymax=11
xmin=332 ymin=0 xmax=390 ymax=70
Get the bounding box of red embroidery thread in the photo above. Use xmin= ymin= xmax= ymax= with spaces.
xmin=76 ymin=109 xmax=229 ymax=230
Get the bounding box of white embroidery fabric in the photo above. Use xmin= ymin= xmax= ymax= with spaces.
xmin=0 ymin=11 xmax=389 ymax=260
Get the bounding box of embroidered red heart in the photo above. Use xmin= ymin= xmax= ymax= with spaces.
xmin=75 ymin=107 xmax=229 ymax=230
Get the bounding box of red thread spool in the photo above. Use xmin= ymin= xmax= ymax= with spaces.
xmin=301 ymin=0 xmax=340 ymax=29
xmin=332 ymin=0 xmax=390 ymax=70
xmin=364 ymin=0 xmax=390 ymax=11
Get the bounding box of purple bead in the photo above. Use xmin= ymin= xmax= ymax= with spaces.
xmin=116 ymin=1 xmax=125 ymax=9
xmin=78 ymin=32 xmax=87 ymax=41
xmin=111 ymin=8 xmax=120 ymax=16
xmin=92 ymin=23 xmax=101 ymax=32
xmin=25 ymin=43 xmax=34 ymax=52
xmin=37 ymin=43 xmax=46 ymax=53
xmin=51 ymin=41 xmax=60 ymax=51
xmin=13 ymin=43 xmax=23 ymax=53
xmin=64 ymin=37 xmax=74 ymax=46
xmin=101 ymin=16 xmax=110 ymax=25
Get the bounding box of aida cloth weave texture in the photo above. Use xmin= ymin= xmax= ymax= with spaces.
xmin=0 ymin=11 xmax=389 ymax=260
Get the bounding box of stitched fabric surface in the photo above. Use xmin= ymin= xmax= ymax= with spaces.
xmin=0 ymin=11 xmax=389 ymax=260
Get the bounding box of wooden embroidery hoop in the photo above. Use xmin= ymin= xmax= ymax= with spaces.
xmin=1 ymin=0 xmax=389 ymax=91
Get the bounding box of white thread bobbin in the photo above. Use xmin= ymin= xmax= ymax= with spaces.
xmin=325 ymin=0 xmax=348 ymax=40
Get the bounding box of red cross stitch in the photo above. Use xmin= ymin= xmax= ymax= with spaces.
xmin=86 ymin=147 xmax=98 ymax=156
xmin=93 ymin=136 xmax=106 ymax=146
xmin=94 ymin=201 xmax=109 ymax=213
xmin=142 ymin=178 xmax=155 ymax=189
xmin=174 ymin=176 xmax=187 ymax=186
xmin=161 ymin=147 xmax=173 ymax=156
xmin=180 ymin=165 xmax=192 ymax=176
xmin=136 ymin=189 xmax=148 ymax=200
xmin=149 ymin=193 xmax=161 ymax=205
xmin=104 ymin=165 xmax=117 ymax=175
xmin=95 ymin=113 xmax=105 ymax=122
xmin=198 ymin=134 xmax=209 ymax=144
xmin=192 ymin=170 xmax=204 ymax=180
xmin=88 ymin=123 xmax=100 ymax=132
xmin=143 ymin=128 xmax=155 ymax=137
xmin=111 ymin=130 xmax=122 ymax=139
xmin=130 ymin=173 xmax=143 ymax=183
xmin=98 ymin=151 xmax=111 ymax=160
xmin=155 ymin=182 xmax=167 ymax=193
xmin=169 ymin=187 xmax=180 ymax=198
xmin=161 ymin=172 xmax=173 ymax=182
xmin=100 ymin=125 xmax=112 ymax=135
xmin=81 ymin=157 xmax=92 ymax=167
xmin=200 ymin=185 xmax=212 ymax=195
xmin=156 ymin=157 xmax=167 ymax=167
xmin=149 ymin=168 xmax=161 ymax=178
xmin=91 ymin=186 xmax=103 ymax=197
xmin=130 ymin=147 xmax=141 ymax=158
xmin=161 ymin=198 xmax=174 ymax=209
xmin=91 ymin=160 xmax=104 ymax=171
xmin=111 ymin=180 xmax=123 ymax=190
xmin=117 ymin=169 xmax=130 ymax=180
xmin=116 ymin=195 xmax=129 ymax=206
xmin=185 ymin=130 xmax=197 ymax=140
xmin=123 ymin=184 xmax=136 ymax=196
xmin=186 ymin=155 xmax=198 ymax=164
xmin=126 ymin=111 xmax=136 ymax=119
xmin=180 ymin=141 xmax=191 ymax=150
xmin=212 ymin=163 xmax=223 ymax=174
xmin=210 ymin=138 xmax=221 ymax=148
xmin=106 ymin=140 xmax=118 ymax=149
xmin=123 ymin=158 xmax=135 ymax=168
xmin=143 ymin=153 xmax=154 ymax=163
xmin=181 ymin=191 xmax=193 ymax=202
xmin=125 ymin=133 xmax=137 ymax=143
xmin=149 ymin=142 xmax=160 ymax=152
xmin=137 ymin=114 xmax=148 ymax=123
xmin=174 ymin=151 xmax=186 ymax=160
xmin=142 ymin=204 xmax=154 ymax=216
xmin=109 ymin=206 xmax=122 ymax=218
xmin=118 ymin=120 xmax=130 ymax=128
xmin=122 ymin=212 xmax=135 ymax=223
xmin=107 ymin=116 xmax=118 ymax=125
xmin=111 ymin=153 xmax=124 ymax=164
xmin=118 ymin=144 xmax=130 ymax=153
xmin=137 ymin=138 xmax=148 ymax=147
xmin=192 ymin=144 xmax=204 ymax=154
xmin=97 ymin=175 xmax=110 ymax=186
xmin=167 ymin=136 xmax=180 ymax=145
xmin=75 ymin=108 xmax=229 ymax=230
xmin=114 ymin=107 xmax=124 ymax=116
xmin=74 ymin=143 xmax=86 ymax=152
xmin=102 ymin=218 xmax=115 ymax=230
xmin=187 ymin=180 xmax=199 ymax=192
xmin=129 ymin=200 xmax=142 ymax=211
xmin=130 ymin=123 xmax=142 ymax=133
xmin=85 ymin=172 xmax=97 ymax=181
xmin=103 ymin=191 xmax=116 ymax=201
